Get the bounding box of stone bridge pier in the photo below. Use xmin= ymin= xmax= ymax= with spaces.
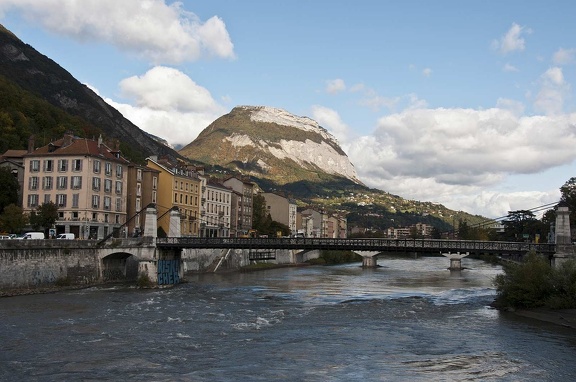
xmin=355 ymin=251 xmax=380 ymax=267
xmin=441 ymin=252 xmax=470 ymax=271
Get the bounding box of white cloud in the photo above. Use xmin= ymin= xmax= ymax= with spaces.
xmin=492 ymin=23 xmax=530 ymax=54
xmin=422 ymin=68 xmax=432 ymax=77
xmin=503 ymin=63 xmax=518 ymax=72
xmin=347 ymin=108 xmax=576 ymax=216
xmin=310 ymin=106 xmax=350 ymax=148
xmin=533 ymin=67 xmax=570 ymax=115
xmin=325 ymin=79 xmax=346 ymax=94
xmin=101 ymin=66 xmax=225 ymax=146
xmin=0 ymin=0 xmax=235 ymax=64
xmin=553 ymin=47 xmax=576 ymax=65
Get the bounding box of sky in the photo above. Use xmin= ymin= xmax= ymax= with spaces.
xmin=1 ymin=0 xmax=575 ymax=218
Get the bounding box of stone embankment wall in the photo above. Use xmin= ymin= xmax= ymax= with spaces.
xmin=0 ymin=240 xmax=100 ymax=289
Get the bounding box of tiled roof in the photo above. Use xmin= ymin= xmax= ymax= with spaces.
xmin=25 ymin=136 xmax=130 ymax=163
xmin=1 ymin=150 xmax=27 ymax=159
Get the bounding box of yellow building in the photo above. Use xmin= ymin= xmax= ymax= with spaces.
xmin=146 ymin=157 xmax=201 ymax=237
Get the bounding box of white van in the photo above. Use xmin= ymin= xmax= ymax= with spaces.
xmin=17 ymin=232 xmax=45 ymax=240
xmin=56 ymin=233 xmax=75 ymax=240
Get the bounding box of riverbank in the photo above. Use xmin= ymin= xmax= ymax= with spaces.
xmin=512 ymin=308 xmax=576 ymax=329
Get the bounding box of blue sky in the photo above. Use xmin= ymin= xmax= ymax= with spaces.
xmin=1 ymin=0 xmax=575 ymax=218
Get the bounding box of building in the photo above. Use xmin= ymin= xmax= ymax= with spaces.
xmin=126 ymin=164 xmax=159 ymax=237
xmin=146 ymin=156 xmax=202 ymax=237
xmin=202 ymin=180 xmax=232 ymax=237
xmin=261 ymin=192 xmax=297 ymax=235
xmin=299 ymin=208 xmax=329 ymax=238
xmin=223 ymin=176 xmax=254 ymax=236
xmin=22 ymin=134 xmax=130 ymax=239
xmin=0 ymin=148 xmax=26 ymax=207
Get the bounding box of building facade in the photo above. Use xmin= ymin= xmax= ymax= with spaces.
xmin=223 ymin=176 xmax=254 ymax=236
xmin=202 ymin=180 xmax=232 ymax=237
xmin=261 ymin=192 xmax=298 ymax=235
xmin=22 ymin=134 xmax=130 ymax=239
xmin=126 ymin=164 xmax=159 ymax=237
xmin=146 ymin=157 xmax=201 ymax=237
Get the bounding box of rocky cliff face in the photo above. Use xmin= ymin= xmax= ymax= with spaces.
xmin=179 ymin=106 xmax=362 ymax=185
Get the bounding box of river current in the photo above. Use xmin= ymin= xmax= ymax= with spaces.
xmin=1 ymin=255 xmax=576 ymax=381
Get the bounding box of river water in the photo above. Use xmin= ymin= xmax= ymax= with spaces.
xmin=1 ymin=255 xmax=576 ymax=381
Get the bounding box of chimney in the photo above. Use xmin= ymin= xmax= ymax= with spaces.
xmin=97 ymin=134 xmax=103 ymax=148
xmin=63 ymin=132 xmax=73 ymax=147
xmin=27 ymin=135 xmax=35 ymax=153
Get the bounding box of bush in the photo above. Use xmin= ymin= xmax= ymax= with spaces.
xmin=494 ymin=252 xmax=576 ymax=309
xmin=136 ymin=273 xmax=154 ymax=288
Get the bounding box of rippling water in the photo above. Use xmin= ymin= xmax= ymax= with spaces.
xmin=1 ymin=256 xmax=575 ymax=381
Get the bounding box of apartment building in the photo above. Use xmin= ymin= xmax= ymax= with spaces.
xmin=146 ymin=156 xmax=201 ymax=237
xmin=261 ymin=192 xmax=297 ymax=235
xmin=22 ymin=134 xmax=130 ymax=239
xmin=223 ymin=176 xmax=254 ymax=236
xmin=126 ymin=164 xmax=159 ymax=237
xmin=202 ymin=180 xmax=232 ymax=237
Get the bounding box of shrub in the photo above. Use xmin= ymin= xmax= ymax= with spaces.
xmin=136 ymin=273 xmax=154 ymax=288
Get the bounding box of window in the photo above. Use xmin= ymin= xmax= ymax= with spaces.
xmin=152 ymin=190 xmax=157 ymax=203
xmin=43 ymin=194 xmax=51 ymax=204
xmin=104 ymin=196 xmax=111 ymax=210
xmin=137 ymin=169 xmax=142 ymax=181
xmin=115 ymin=198 xmax=122 ymax=212
xmin=93 ymin=160 xmax=101 ymax=174
xmin=71 ymin=176 xmax=82 ymax=190
xmin=92 ymin=177 xmax=101 ymax=191
xmin=72 ymin=211 xmax=79 ymax=220
xmin=92 ymin=195 xmax=100 ymax=209
xmin=56 ymin=194 xmax=67 ymax=207
xmin=115 ymin=181 xmax=123 ymax=194
xmin=42 ymin=176 xmax=53 ymax=190
xmin=104 ymin=214 xmax=109 ymax=223
xmin=105 ymin=162 xmax=112 ymax=176
xmin=29 ymin=176 xmax=39 ymax=190
xmin=136 ymin=198 xmax=141 ymax=211
xmin=30 ymin=160 xmax=40 ymax=172
xmin=136 ymin=183 xmax=141 ymax=196
xmin=56 ymin=176 xmax=67 ymax=190
xmin=72 ymin=159 xmax=82 ymax=172
xmin=116 ymin=164 xmax=123 ymax=178
xmin=104 ymin=179 xmax=112 ymax=193
xmin=43 ymin=159 xmax=54 ymax=172
xmin=58 ymin=159 xmax=68 ymax=172
xmin=152 ymin=176 xmax=157 ymax=189
xmin=72 ymin=194 xmax=79 ymax=208
xmin=27 ymin=194 xmax=39 ymax=207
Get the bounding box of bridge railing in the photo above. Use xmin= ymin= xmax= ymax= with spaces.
xmin=155 ymin=237 xmax=555 ymax=254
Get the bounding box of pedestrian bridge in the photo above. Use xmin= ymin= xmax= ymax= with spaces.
xmin=157 ymin=236 xmax=555 ymax=255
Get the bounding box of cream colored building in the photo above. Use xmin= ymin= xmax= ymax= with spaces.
xmin=22 ymin=134 xmax=130 ymax=239
xmin=261 ymin=192 xmax=297 ymax=235
xmin=203 ymin=180 xmax=232 ymax=237
xmin=223 ymin=176 xmax=254 ymax=236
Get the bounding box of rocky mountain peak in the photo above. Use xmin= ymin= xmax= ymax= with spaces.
xmin=179 ymin=106 xmax=362 ymax=185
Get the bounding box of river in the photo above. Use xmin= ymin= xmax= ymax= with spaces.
xmin=1 ymin=255 xmax=576 ymax=381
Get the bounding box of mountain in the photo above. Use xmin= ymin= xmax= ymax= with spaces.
xmin=180 ymin=105 xmax=362 ymax=185
xmin=0 ymin=24 xmax=179 ymax=162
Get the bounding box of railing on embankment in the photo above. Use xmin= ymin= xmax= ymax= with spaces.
xmin=156 ymin=237 xmax=555 ymax=255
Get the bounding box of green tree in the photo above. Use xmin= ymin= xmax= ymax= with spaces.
xmin=28 ymin=201 xmax=58 ymax=234
xmin=501 ymin=210 xmax=546 ymax=242
xmin=559 ymin=177 xmax=576 ymax=227
xmin=0 ymin=203 xmax=27 ymax=234
xmin=252 ymin=194 xmax=268 ymax=232
xmin=0 ymin=167 xmax=19 ymax=213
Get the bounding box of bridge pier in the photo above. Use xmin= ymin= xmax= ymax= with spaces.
xmin=442 ymin=252 xmax=469 ymax=271
xmin=553 ymin=206 xmax=575 ymax=267
xmin=355 ymin=251 xmax=379 ymax=268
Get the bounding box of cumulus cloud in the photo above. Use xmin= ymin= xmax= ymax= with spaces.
xmin=422 ymin=68 xmax=432 ymax=77
xmin=102 ymin=66 xmax=225 ymax=147
xmin=0 ymin=0 xmax=235 ymax=64
xmin=325 ymin=79 xmax=346 ymax=94
xmin=310 ymin=106 xmax=350 ymax=148
xmin=533 ymin=67 xmax=570 ymax=115
xmin=492 ymin=23 xmax=530 ymax=54
xmin=347 ymin=108 xmax=576 ymax=216
xmin=503 ymin=63 xmax=518 ymax=72
xmin=553 ymin=47 xmax=576 ymax=65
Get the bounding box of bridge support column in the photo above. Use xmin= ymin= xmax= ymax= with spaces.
xmin=553 ymin=206 xmax=575 ymax=267
xmin=169 ymin=208 xmax=181 ymax=237
xmin=143 ymin=205 xmax=157 ymax=238
xmin=442 ymin=252 xmax=469 ymax=270
xmin=355 ymin=251 xmax=379 ymax=268
xmin=138 ymin=260 xmax=158 ymax=283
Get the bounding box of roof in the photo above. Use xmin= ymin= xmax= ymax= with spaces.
xmin=1 ymin=150 xmax=27 ymax=159
xmin=25 ymin=135 xmax=130 ymax=163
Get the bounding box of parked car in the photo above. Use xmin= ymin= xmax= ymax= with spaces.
xmin=15 ymin=232 xmax=45 ymax=240
xmin=56 ymin=233 xmax=75 ymax=240
xmin=0 ymin=235 xmax=11 ymax=240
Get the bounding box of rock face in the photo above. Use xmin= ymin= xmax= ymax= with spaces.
xmin=179 ymin=106 xmax=362 ymax=185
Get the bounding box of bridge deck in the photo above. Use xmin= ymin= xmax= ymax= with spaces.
xmin=156 ymin=237 xmax=555 ymax=255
